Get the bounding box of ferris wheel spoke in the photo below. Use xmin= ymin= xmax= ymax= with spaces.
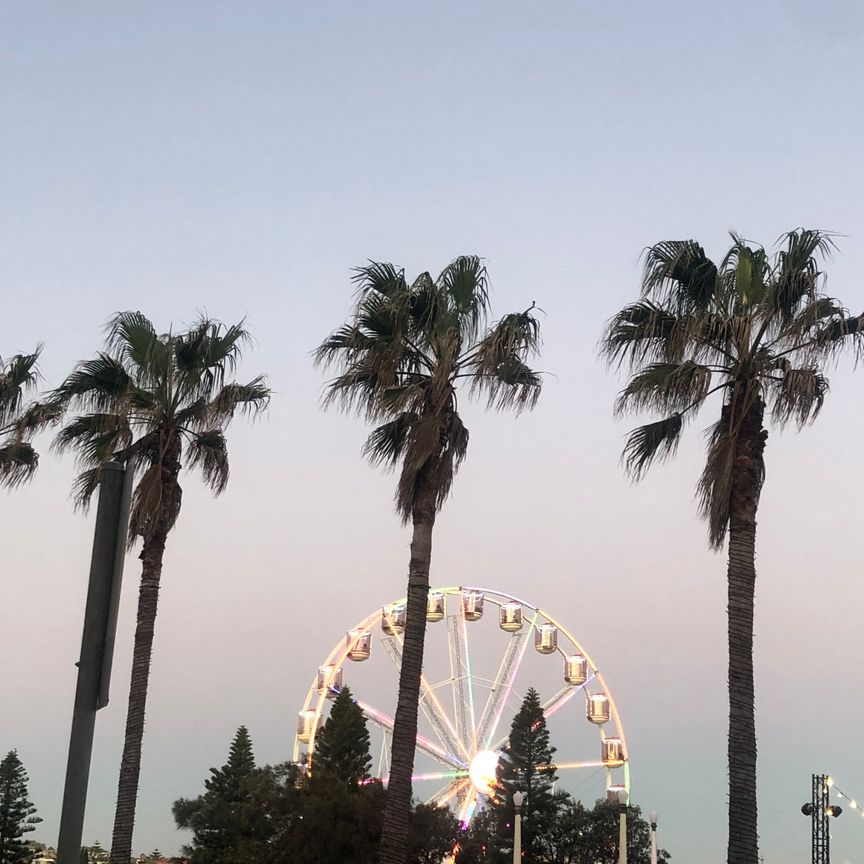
xmin=478 ymin=609 xmax=541 ymax=751
xmin=356 ymin=698 xmax=467 ymax=771
xmin=435 ymin=777 xmax=472 ymax=809
xmin=488 ymin=680 xmax=581 ymax=753
xmin=447 ymin=613 xmax=478 ymax=755
xmin=457 ymin=786 xmax=479 ymax=825
xmin=378 ymin=636 xmax=463 ymax=761
xmin=476 ymin=629 xmax=529 ymax=751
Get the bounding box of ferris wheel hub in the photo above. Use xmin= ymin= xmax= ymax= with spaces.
xmin=469 ymin=749 xmax=500 ymax=797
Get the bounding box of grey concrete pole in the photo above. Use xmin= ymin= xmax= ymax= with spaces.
xmin=57 ymin=463 xmax=127 ymax=864
xmin=512 ymin=809 xmax=522 ymax=863
xmin=617 ymin=789 xmax=628 ymax=864
xmin=649 ymin=812 xmax=658 ymax=864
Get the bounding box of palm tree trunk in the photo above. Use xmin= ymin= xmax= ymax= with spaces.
xmin=726 ymin=395 xmax=766 ymax=864
xmin=379 ymin=470 xmax=437 ymax=864
xmin=108 ymin=524 xmax=168 ymax=864
xmin=110 ymin=443 xmax=181 ymax=864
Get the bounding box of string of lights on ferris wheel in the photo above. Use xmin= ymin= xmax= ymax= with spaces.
xmin=826 ymin=777 xmax=864 ymax=820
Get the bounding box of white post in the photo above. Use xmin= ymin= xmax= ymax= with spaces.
xmin=649 ymin=811 xmax=658 ymax=864
xmin=513 ymin=791 xmax=524 ymax=863
xmin=617 ymin=789 xmax=628 ymax=864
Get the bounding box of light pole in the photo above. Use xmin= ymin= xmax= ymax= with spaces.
xmin=512 ymin=790 xmax=524 ymax=863
xmin=802 ymin=774 xmax=841 ymax=864
xmin=617 ymin=788 xmax=628 ymax=864
xmin=649 ymin=811 xmax=658 ymax=864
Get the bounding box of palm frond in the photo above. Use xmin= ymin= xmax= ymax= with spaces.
xmin=696 ymin=421 xmax=736 ymax=549
xmin=722 ymin=237 xmax=769 ymax=308
xmin=769 ymin=367 xmax=829 ymax=427
xmin=470 ymin=307 xmax=543 ymax=412
xmin=206 ymin=376 xmax=271 ymax=425
xmin=0 ymin=441 xmax=38 ymax=488
xmin=105 ymin=311 xmax=160 ymax=373
xmin=175 ymin=318 xmax=252 ymax=400
xmin=10 ymin=399 xmax=64 ymax=439
xmin=393 ymin=410 xmax=469 ymax=521
xmin=186 ymin=429 xmax=229 ymax=494
xmin=769 ymin=229 xmax=835 ymax=322
xmin=600 ymin=301 xmax=682 ymax=369
xmin=621 ymin=413 xmax=684 ymax=480
xmin=429 ymin=411 xmax=470 ymax=512
xmin=641 ymin=241 xmax=719 ymax=312
xmin=437 ymin=256 xmax=490 ymax=342
xmin=313 ymin=325 xmax=375 ymax=368
xmin=615 ymin=361 xmax=713 ymax=416
xmin=71 ymin=466 xmax=102 ymax=511
xmin=54 ymin=413 xmax=133 ymax=467
xmin=362 ymin=413 xmax=417 ymax=468
xmin=321 ymin=358 xmax=404 ymax=420
xmin=0 ymin=349 xmax=41 ymax=425
xmin=351 ymin=261 xmax=407 ymax=299
xmin=52 ymin=354 xmax=132 ymax=412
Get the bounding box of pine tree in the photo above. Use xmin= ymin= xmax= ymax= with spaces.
xmin=173 ymin=727 xmax=263 ymax=864
xmin=205 ymin=727 xmax=255 ymax=799
xmin=494 ymin=689 xmax=558 ymax=862
xmin=311 ymin=687 xmax=372 ymax=788
xmin=0 ymin=751 xmax=42 ymax=864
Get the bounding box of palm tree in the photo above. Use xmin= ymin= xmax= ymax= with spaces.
xmin=601 ymin=229 xmax=863 ymax=864
xmin=316 ymin=257 xmax=543 ymax=864
xmin=51 ymin=312 xmax=270 ymax=864
xmin=0 ymin=348 xmax=61 ymax=487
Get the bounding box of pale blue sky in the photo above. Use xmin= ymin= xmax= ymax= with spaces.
xmin=3 ymin=2 xmax=864 ymax=861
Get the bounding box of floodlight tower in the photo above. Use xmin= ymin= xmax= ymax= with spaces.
xmin=801 ymin=774 xmax=842 ymax=864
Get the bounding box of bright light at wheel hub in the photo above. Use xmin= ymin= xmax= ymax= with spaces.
xmin=469 ymin=750 xmax=500 ymax=796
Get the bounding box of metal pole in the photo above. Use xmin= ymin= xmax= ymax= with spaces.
xmin=512 ymin=805 xmax=521 ymax=863
xmin=57 ymin=463 xmax=130 ymax=864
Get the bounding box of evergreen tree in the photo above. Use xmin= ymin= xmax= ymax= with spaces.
xmin=311 ymin=687 xmax=372 ymax=788
xmin=205 ymin=727 xmax=255 ymax=799
xmin=283 ymin=774 xmax=384 ymax=864
xmin=493 ymin=689 xmax=558 ymax=862
xmin=0 ymin=751 xmax=42 ymax=864
xmin=173 ymin=727 xmax=265 ymax=864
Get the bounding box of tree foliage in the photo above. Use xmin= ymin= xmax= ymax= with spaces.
xmin=493 ymin=688 xmax=558 ymax=862
xmin=311 ymin=687 xmax=371 ymax=787
xmin=173 ymin=727 xmax=268 ymax=864
xmin=601 ymin=229 xmax=863 ymax=548
xmin=52 ymin=312 xmax=270 ymax=537
xmin=316 ymin=258 xmax=542 ymax=521
xmin=0 ymin=349 xmax=62 ymax=488
xmin=0 ymin=751 xmax=42 ymax=864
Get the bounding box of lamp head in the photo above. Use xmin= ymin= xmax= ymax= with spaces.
xmin=513 ymin=790 xmax=524 ymax=808
xmin=617 ymin=789 xmax=629 ymax=806
xmin=649 ymin=810 xmax=658 ymax=826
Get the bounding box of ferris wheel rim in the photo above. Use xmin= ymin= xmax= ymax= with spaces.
xmin=293 ymin=585 xmax=630 ymax=808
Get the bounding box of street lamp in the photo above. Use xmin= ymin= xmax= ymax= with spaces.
xmin=649 ymin=811 xmax=658 ymax=864
xmin=512 ymin=790 xmax=524 ymax=863
xmin=617 ymin=788 xmax=628 ymax=864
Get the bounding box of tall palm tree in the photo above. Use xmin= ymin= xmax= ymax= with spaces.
xmin=0 ymin=348 xmax=61 ymax=487
xmin=601 ymin=229 xmax=862 ymax=864
xmin=316 ymin=257 xmax=543 ymax=864
xmin=51 ymin=312 xmax=270 ymax=864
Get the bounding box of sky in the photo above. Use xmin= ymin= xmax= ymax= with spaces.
xmin=2 ymin=1 xmax=864 ymax=861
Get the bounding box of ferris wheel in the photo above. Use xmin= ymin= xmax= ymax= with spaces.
xmin=293 ymin=586 xmax=629 ymax=823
